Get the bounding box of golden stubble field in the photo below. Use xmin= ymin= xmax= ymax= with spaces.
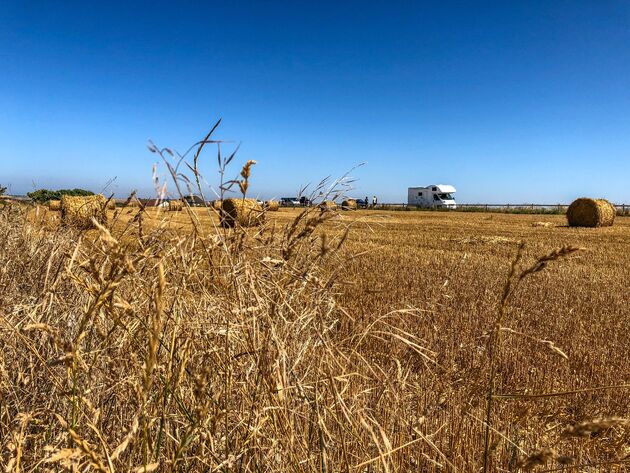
xmin=129 ymin=206 xmax=630 ymax=466
xmin=3 ymin=204 xmax=629 ymax=471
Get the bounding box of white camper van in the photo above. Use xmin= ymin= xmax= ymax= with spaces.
xmin=408 ymin=185 xmax=457 ymax=209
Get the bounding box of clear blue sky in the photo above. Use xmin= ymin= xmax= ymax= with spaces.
xmin=1 ymin=1 xmax=629 ymax=203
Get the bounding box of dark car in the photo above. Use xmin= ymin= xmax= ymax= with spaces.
xmin=183 ymin=195 xmax=205 ymax=207
xmin=355 ymin=198 xmax=368 ymax=208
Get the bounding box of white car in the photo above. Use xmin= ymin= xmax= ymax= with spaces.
xmin=280 ymin=197 xmax=300 ymax=206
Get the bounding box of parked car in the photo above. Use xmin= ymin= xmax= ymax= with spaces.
xmin=355 ymin=198 xmax=368 ymax=208
xmin=183 ymin=195 xmax=206 ymax=207
xmin=280 ymin=197 xmax=300 ymax=206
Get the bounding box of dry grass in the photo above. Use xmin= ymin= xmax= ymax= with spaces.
xmin=2 ymin=201 xmax=628 ymax=471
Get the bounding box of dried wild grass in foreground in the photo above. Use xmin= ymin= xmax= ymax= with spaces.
xmin=2 ymin=196 xmax=445 ymax=471
xmin=3 ymin=205 xmax=629 ymax=472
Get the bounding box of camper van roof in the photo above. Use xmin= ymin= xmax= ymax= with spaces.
xmin=408 ymin=184 xmax=456 ymax=193
xmin=433 ymin=184 xmax=456 ymax=193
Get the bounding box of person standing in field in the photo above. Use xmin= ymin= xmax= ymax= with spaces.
xmin=364 ymin=196 xmax=369 ymax=209
xmin=372 ymin=195 xmax=378 ymax=208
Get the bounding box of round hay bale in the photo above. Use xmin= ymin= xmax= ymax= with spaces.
xmin=48 ymin=200 xmax=61 ymax=211
xmin=61 ymin=194 xmax=107 ymax=229
xmin=106 ymin=199 xmax=116 ymax=210
xmin=220 ymin=198 xmax=264 ymax=228
xmin=264 ymin=200 xmax=280 ymax=211
xmin=319 ymin=200 xmax=337 ymax=212
xmin=566 ymin=198 xmax=615 ymax=228
xmin=212 ymin=200 xmax=223 ymax=210
xmin=341 ymin=199 xmax=357 ymax=210
xmin=168 ymin=200 xmax=183 ymax=211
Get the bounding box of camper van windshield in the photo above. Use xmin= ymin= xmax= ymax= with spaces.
xmin=438 ymin=193 xmax=454 ymax=200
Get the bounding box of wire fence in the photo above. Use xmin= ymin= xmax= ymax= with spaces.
xmin=366 ymin=203 xmax=630 ymax=216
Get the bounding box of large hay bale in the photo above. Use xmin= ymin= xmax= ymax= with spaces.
xmin=168 ymin=200 xmax=183 ymax=211
xmin=264 ymin=200 xmax=280 ymax=211
xmin=212 ymin=200 xmax=223 ymax=210
xmin=566 ymin=198 xmax=615 ymax=228
xmin=341 ymin=199 xmax=357 ymax=210
xmin=319 ymin=201 xmax=337 ymax=212
xmin=220 ymin=198 xmax=264 ymax=228
xmin=106 ymin=199 xmax=116 ymax=210
xmin=61 ymin=195 xmax=107 ymax=229
xmin=48 ymin=200 xmax=61 ymax=211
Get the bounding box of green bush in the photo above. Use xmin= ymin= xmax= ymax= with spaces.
xmin=27 ymin=188 xmax=94 ymax=203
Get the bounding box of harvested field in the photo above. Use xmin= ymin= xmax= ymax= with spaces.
xmin=1 ymin=205 xmax=628 ymax=471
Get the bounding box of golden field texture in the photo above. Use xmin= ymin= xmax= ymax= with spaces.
xmin=48 ymin=199 xmax=61 ymax=211
xmin=0 ymin=201 xmax=629 ymax=472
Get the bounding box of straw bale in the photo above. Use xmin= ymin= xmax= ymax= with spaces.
xmin=319 ymin=201 xmax=338 ymax=212
xmin=566 ymin=198 xmax=615 ymax=228
xmin=169 ymin=200 xmax=183 ymax=211
xmin=264 ymin=200 xmax=280 ymax=211
xmin=48 ymin=200 xmax=61 ymax=211
xmin=61 ymin=195 xmax=107 ymax=229
xmin=220 ymin=198 xmax=264 ymax=228
xmin=341 ymin=199 xmax=357 ymax=210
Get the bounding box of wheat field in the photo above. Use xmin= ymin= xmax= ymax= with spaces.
xmin=1 ymin=201 xmax=629 ymax=472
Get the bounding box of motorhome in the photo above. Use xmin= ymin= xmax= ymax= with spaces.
xmin=407 ymin=185 xmax=457 ymax=209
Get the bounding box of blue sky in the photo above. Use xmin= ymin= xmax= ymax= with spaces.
xmin=1 ymin=1 xmax=629 ymax=203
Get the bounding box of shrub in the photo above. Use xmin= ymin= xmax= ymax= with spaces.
xmin=27 ymin=188 xmax=94 ymax=203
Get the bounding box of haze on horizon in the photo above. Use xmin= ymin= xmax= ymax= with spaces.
xmin=1 ymin=1 xmax=629 ymax=204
